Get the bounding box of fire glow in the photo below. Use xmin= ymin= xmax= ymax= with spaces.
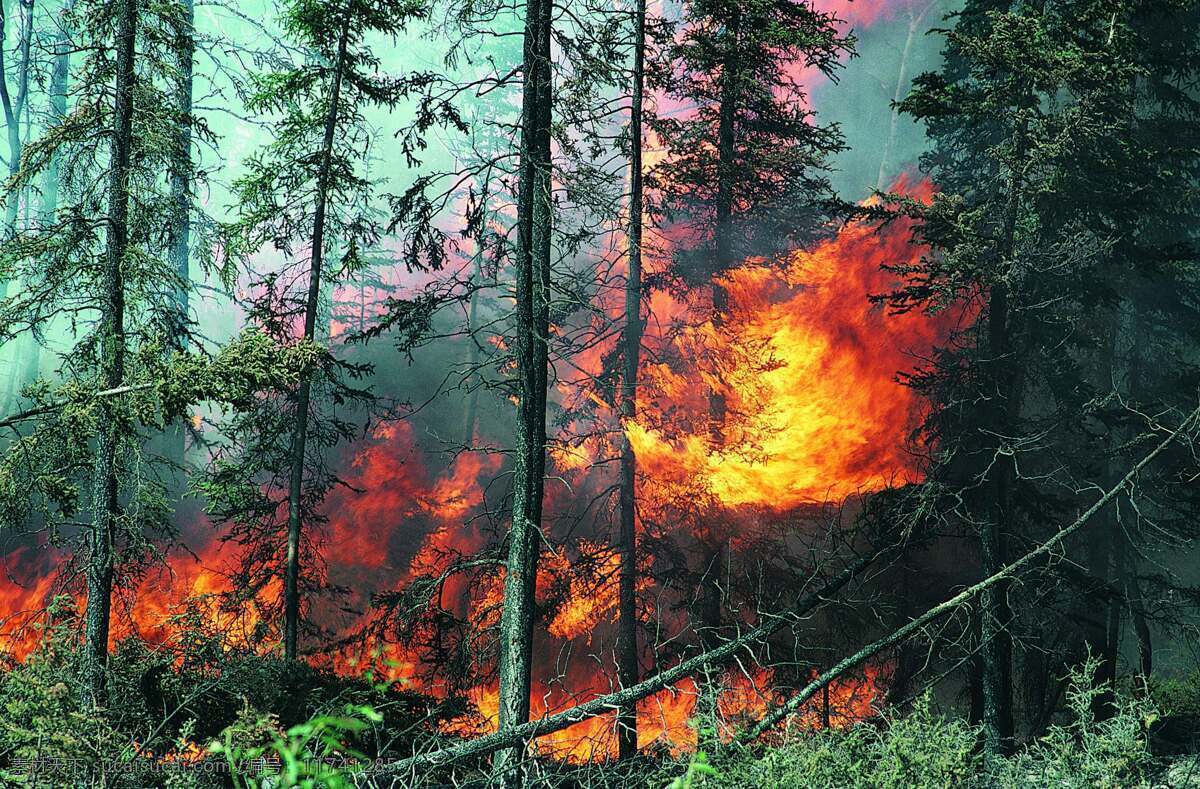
xmin=631 ymin=176 xmax=952 ymax=510
xmin=0 ymin=177 xmax=952 ymax=762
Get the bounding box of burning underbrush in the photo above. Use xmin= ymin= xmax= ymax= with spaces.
xmin=0 ymin=177 xmax=961 ymax=769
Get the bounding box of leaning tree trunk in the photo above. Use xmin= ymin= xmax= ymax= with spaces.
xmin=492 ymin=0 xmax=553 ymax=783
xmin=616 ymin=0 xmax=646 ymax=759
xmin=283 ymin=18 xmax=350 ymax=662
xmin=165 ymin=0 xmax=194 ymax=476
xmin=874 ymin=1 xmax=939 ymax=192
xmin=84 ymin=0 xmax=136 ymax=708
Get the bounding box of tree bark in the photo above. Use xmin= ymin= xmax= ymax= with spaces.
xmin=616 ymin=0 xmax=646 ymax=761
xmin=283 ymin=17 xmax=350 ymax=661
xmin=83 ymin=0 xmax=136 ymax=708
xmin=492 ymin=0 xmax=552 ymax=782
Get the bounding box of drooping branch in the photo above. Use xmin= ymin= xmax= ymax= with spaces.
xmin=0 ymin=383 xmax=154 ymax=430
xmin=383 ymin=546 xmax=887 ymax=777
xmin=740 ymin=403 xmax=1200 ymax=742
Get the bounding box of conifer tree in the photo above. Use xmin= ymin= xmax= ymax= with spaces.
xmin=891 ymin=0 xmax=1200 ymax=755
xmin=648 ymin=0 xmax=851 ymax=736
xmin=213 ymin=0 xmax=430 ymax=661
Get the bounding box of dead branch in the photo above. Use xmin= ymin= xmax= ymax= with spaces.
xmin=740 ymin=402 xmax=1200 ymax=742
xmin=0 ymin=383 xmax=154 ymax=429
xmin=382 ymin=547 xmax=887 ymax=777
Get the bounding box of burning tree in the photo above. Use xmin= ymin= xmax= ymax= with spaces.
xmin=645 ymin=0 xmax=853 ymax=741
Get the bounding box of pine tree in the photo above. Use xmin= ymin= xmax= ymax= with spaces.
xmin=214 ymin=0 xmax=429 ymax=661
xmin=648 ymin=0 xmax=851 ymax=738
xmin=891 ymin=0 xmax=1200 ymax=755
xmin=616 ymin=0 xmax=646 ymax=760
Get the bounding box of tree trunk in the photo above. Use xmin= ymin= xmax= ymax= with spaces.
xmin=83 ymin=0 xmax=136 ymax=708
xmin=283 ymin=18 xmax=350 ymax=661
xmin=492 ymin=0 xmax=552 ymax=782
xmin=461 ymin=183 xmax=490 ymax=446
xmin=165 ymin=0 xmax=194 ymax=476
xmin=20 ymin=0 xmax=73 ymax=394
xmin=0 ymin=0 xmax=35 ymax=415
xmin=616 ymin=0 xmax=646 ymax=761
xmin=874 ymin=4 xmax=923 ymax=192
xmin=979 ymin=106 xmax=1030 ymax=760
xmin=693 ymin=6 xmax=740 ymax=746
xmin=0 ymin=0 xmax=33 ymax=234
xmin=1096 ymin=293 xmax=1143 ymax=712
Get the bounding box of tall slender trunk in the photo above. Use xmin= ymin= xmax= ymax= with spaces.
xmin=1094 ymin=295 xmax=1142 ymax=714
xmin=283 ymin=18 xmax=349 ymax=661
xmin=980 ymin=112 xmax=1028 ymax=761
xmin=694 ymin=7 xmax=740 ymax=744
xmin=462 ymin=185 xmax=490 ymax=446
xmin=461 ymin=249 xmax=483 ymax=446
xmin=875 ymin=2 xmax=935 ymax=192
xmin=0 ymin=0 xmax=33 ymax=234
xmin=40 ymin=0 xmax=72 ymax=227
xmin=18 ymin=0 xmax=73 ymax=394
xmin=0 ymin=0 xmax=35 ymax=415
xmin=165 ymin=0 xmax=194 ymax=475
xmin=616 ymin=0 xmax=646 ymax=760
xmin=492 ymin=0 xmax=552 ymax=782
xmin=83 ymin=0 xmax=136 ymax=708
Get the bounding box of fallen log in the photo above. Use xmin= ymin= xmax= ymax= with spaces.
xmin=740 ymin=403 xmax=1200 ymax=741
xmin=382 ymin=545 xmax=888 ymax=777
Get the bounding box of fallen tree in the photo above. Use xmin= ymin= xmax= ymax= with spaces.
xmin=740 ymin=402 xmax=1200 ymax=741
xmin=383 ymin=545 xmax=888 ymax=777
xmin=384 ymin=403 xmax=1200 ymax=778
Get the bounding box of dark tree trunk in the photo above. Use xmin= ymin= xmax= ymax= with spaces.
xmin=980 ymin=109 xmax=1029 ymax=760
xmin=616 ymin=0 xmax=646 ymax=761
xmin=492 ymin=0 xmax=552 ymax=782
xmin=283 ymin=18 xmax=349 ymax=662
xmin=1096 ymin=296 xmax=1141 ymax=712
xmin=694 ymin=7 xmax=740 ymax=744
xmin=84 ymin=0 xmax=136 ymax=708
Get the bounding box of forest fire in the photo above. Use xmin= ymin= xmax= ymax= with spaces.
xmin=0 ymin=178 xmax=939 ymax=762
xmin=629 ymin=177 xmax=950 ymax=510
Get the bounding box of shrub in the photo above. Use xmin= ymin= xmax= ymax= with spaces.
xmin=994 ymin=660 xmax=1159 ymax=789
xmin=696 ymin=694 xmax=980 ymax=789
